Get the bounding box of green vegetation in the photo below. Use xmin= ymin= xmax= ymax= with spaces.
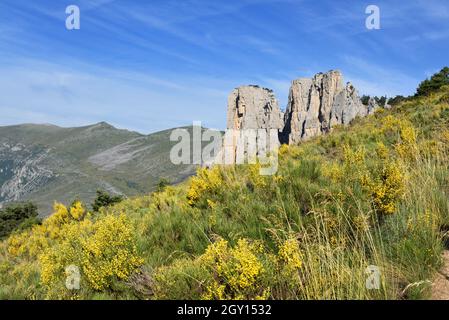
xmin=0 ymin=202 xmax=40 ymax=240
xmin=388 ymin=95 xmax=407 ymax=106
xmin=361 ymin=95 xmax=370 ymax=105
xmin=156 ymin=178 xmax=170 ymax=192
xmin=361 ymin=95 xmax=387 ymax=107
xmin=361 ymin=68 xmax=449 ymax=108
xmin=0 ymin=124 xmax=202 ymax=216
xmin=416 ymin=67 xmax=449 ymax=97
xmin=91 ymin=190 xmax=124 ymax=212
xmin=1 ymin=84 xmax=449 ymax=300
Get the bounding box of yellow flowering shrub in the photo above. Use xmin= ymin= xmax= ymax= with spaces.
xmin=201 ymin=239 xmax=268 ymax=300
xmin=366 ymin=162 xmax=406 ymax=215
xmin=395 ymin=123 xmax=418 ymax=161
xmin=7 ymin=202 xmax=81 ymax=258
xmin=187 ymin=166 xmax=223 ymax=206
xmin=273 ymin=174 xmax=285 ymax=184
xmin=5 ymin=199 xmax=143 ymax=297
xmin=80 ymin=214 xmax=143 ymax=289
xmin=381 ymin=115 xmax=403 ymax=133
xmin=248 ymin=163 xmax=268 ymax=188
xmin=39 ymin=214 xmax=143 ymax=295
xmin=342 ymin=145 xmax=369 ymax=183
xmin=375 ymin=142 xmax=389 ymax=160
xmin=278 ymin=144 xmax=303 ymax=159
xmin=380 ymin=115 xmax=418 ymax=161
xmin=401 ymin=123 xmax=416 ymax=144
xmin=278 ymin=238 xmax=302 ymax=272
xmin=207 ymin=199 xmax=217 ymax=209
xmin=352 ymin=214 xmax=370 ymax=232
xmin=418 ymin=139 xmax=440 ymax=157
xmin=69 ymin=201 xmax=86 ymax=220
xmin=279 ymin=144 xmax=289 ymax=156
xmin=51 ymin=202 xmax=70 ymax=225
xmin=268 ymin=237 xmax=305 ymax=295
xmin=374 ymin=107 xmax=385 ymax=115
xmin=152 ymin=238 xmax=270 ymax=300
xmin=7 ymin=227 xmax=50 ymax=258
xmin=343 ymin=145 xmax=366 ymax=168
xmin=151 ymin=185 xmax=187 ymax=212
xmin=39 ymin=219 xmax=93 ymax=288
xmin=322 ymin=162 xmax=344 ymax=183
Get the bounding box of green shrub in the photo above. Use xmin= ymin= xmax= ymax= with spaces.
xmin=91 ymin=190 xmax=123 ymax=212
xmin=0 ymin=202 xmax=40 ymax=239
xmin=416 ymin=67 xmax=449 ymax=97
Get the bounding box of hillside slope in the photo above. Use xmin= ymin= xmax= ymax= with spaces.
xmin=1 ymin=86 xmax=449 ymax=300
xmin=0 ymin=123 xmax=198 ymax=215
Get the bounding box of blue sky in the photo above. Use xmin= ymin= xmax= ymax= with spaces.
xmin=0 ymin=0 xmax=448 ymax=133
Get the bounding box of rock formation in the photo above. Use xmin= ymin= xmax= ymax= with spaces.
xmin=226 ymin=85 xmax=284 ymax=131
xmin=367 ymin=96 xmax=380 ymax=114
xmin=215 ymin=70 xmax=373 ymax=165
xmin=217 ymin=85 xmax=283 ymax=164
xmin=282 ymin=70 xmax=367 ymax=144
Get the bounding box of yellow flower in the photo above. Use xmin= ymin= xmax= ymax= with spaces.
xmin=69 ymin=201 xmax=86 ymax=220
xmin=200 ymin=238 xmax=267 ymax=300
xmin=279 ymin=144 xmax=289 ymax=156
xmin=278 ymin=238 xmax=302 ymax=270
xmin=375 ymin=142 xmax=389 ymax=159
xmin=187 ymin=167 xmax=223 ymax=206
xmin=249 ymin=163 xmax=267 ymax=188
xmin=369 ymin=162 xmax=405 ymax=215
xmin=39 ymin=213 xmax=143 ymax=294
xmin=322 ymin=162 xmax=344 ymax=183
xmin=207 ymin=199 xmax=217 ymax=209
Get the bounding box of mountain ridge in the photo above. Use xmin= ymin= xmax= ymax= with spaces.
xmin=0 ymin=122 xmax=200 ymax=215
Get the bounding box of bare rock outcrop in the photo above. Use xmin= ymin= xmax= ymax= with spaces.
xmin=215 ymin=86 xmax=283 ymax=164
xmin=226 ymin=85 xmax=284 ymax=130
xmin=367 ymin=96 xmax=380 ymax=115
xmin=282 ymin=70 xmax=367 ymax=144
xmin=216 ymin=70 xmax=372 ymax=165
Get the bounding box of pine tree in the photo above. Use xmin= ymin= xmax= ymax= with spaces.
xmin=416 ymin=67 xmax=449 ymax=96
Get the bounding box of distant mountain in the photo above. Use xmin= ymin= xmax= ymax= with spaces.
xmin=0 ymin=122 xmax=200 ymax=215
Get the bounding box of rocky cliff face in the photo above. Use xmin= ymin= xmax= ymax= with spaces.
xmin=219 ymin=70 xmax=371 ymax=164
xmin=367 ymin=96 xmax=380 ymax=115
xmin=282 ymin=70 xmax=367 ymax=144
xmin=217 ymin=85 xmax=284 ymax=164
xmin=226 ymin=85 xmax=284 ymax=131
xmin=0 ymin=143 xmax=54 ymax=205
